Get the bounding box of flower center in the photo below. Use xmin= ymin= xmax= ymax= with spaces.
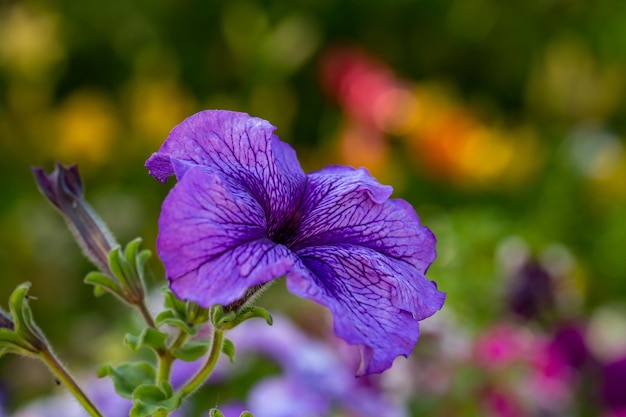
xmin=267 ymin=209 xmax=303 ymax=247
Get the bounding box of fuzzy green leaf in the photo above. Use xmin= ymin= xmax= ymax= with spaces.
xmin=98 ymin=362 xmax=156 ymax=399
xmin=124 ymin=238 xmax=142 ymax=266
xmin=212 ymin=305 xmax=237 ymax=328
xmin=124 ymin=328 xmax=168 ymax=354
xmin=84 ymin=271 xmax=122 ymax=297
xmin=130 ymin=382 xmax=181 ymax=417
xmin=0 ymin=329 xmax=31 ymax=357
xmin=215 ymin=306 xmax=272 ymax=330
xmin=221 ymin=338 xmax=236 ymax=364
xmin=154 ymin=311 xmax=195 ymax=334
xmin=162 ymin=287 xmax=187 ymax=317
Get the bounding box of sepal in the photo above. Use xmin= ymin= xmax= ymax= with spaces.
xmin=221 ymin=338 xmax=236 ymax=364
xmin=83 ymin=238 xmax=151 ymax=306
xmin=97 ymin=361 xmax=156 ymax=399
xmin=108 ymin=238 xmax=151 ymax=303
xmin=0 ymin=283 xmax=46 ymax=357
xmin=156 ymin=287 xmax=210 ymax=335
xmin=212 ymin=305 xmax=273 ymax=331
xmin=84 ymin=271 xmax=123 ymax=298
xmin=124 ymin=328 xmax=168 ymax=354
xmin=129 ymin=381 xmax=181 ymax=417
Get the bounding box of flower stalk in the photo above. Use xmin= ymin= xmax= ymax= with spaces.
xmin=39 ymin=347 xmax=104 ymax=417
xmin=1 ymin=283 xmax=103 ymax=417
xmin=177 ymin=327 xmax=224 ymax=399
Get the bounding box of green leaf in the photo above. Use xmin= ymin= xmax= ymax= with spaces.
xmin=212 ymin=305 xmax=237 ymax=328
xmin=172 ymin=339 xmax=210 ymax=362
xmin=135 ymin=249 xmax=151 ymax=282
xmin=8 ymin=283 xmax=30 ymax=335
xmin=7 ymin=283 xmax=43 ymax=351
xmin=162 ymin=287 xmax=187 ymax=317
xmin=124 ymin=328 xmax=168 ymax=354
xmin=124 ymin=238 xmax=142 ymax=267
xmin=130 ymin=382 xmax=181 ymax=417
xmin=237 ymin=306 xmax=273 ymax=326
xmin=240 ymin=412 xmax=254 ymax=417
xmin=124 ymin=238 xmax=151 ymax=285
xmin=93 ymin=285 xmax=106 ymax=297
xmin=186 ymin=302 xmax=211 ymax=327
xmin=0 ymin=329 xmax=31 ymax=357
xmin=107 ymin=246 xmax=126 ymax=283
xmin=221 ymin=338 xmax=236 ymax=364
xmin=98 ymin=362 xmax=156 ymax=399
xmin=154 ymin=311 xmax=195 ymax=335
xmin=209 ymin=409 xmax=225 ymax=417
xmin=84 ymin=271 xmax=122 ymax=297
xmin=157 ymin=288 xmax=210 ymax=334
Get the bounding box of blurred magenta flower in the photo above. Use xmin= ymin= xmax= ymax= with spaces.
xmin=601 ymin=355 xmax=626 ymax=414
xmin=146 ymin=110 xmax=444 ymax=374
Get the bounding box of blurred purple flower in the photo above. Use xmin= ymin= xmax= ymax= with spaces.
xmin=505 ymin=259 xmax=554 ymax=321
xmin=221 ymin=315 xmax=408 ymax=417
xmin=13 ymin=376 xmax=131 ymax=417
xmin=146 ymin=110 xmax=444 ymax=374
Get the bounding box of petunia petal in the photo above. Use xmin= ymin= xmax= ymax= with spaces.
xmin=290 ymin=165 xmax=436 ymax=275
xmin=157 ymin=165 xmax=297 ymax=307
xmin=145 ymin=110 xmax=307 ymax=229
xmin=287 ymin=244 xmax=445 ymax=375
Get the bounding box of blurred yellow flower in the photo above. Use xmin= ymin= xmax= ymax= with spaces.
xmin=0 ymin=5 xmax=64 ymax=78
xmin=527 ymin=38 xmax=625 ymax=121
xmin=126 ymin=77 xmax=195 ymax=145
xmin=54 ymin=90 xmax=119 ymax=164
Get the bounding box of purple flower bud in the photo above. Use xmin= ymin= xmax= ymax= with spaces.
xmin=32 ymin=163 xmax=117 ymax=275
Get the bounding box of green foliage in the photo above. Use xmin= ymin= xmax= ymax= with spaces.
xmin=155 ymin=288 xmax=211 ymax=335
xmin=129 ymin=382 xmax=182 ymax=417
xmin=98 ymin=362 xmax=156 ymax=399
xmin=0 ymin=283 xmax=45 ymax=357
xmin=221 ymin=338 xmax=236 ymax=364
xmin=83 ymin=238 xmax=151 ymax=304
xmin=84 ymin=271 xmax=122 ymax=298
xmin=124 ymin=328 xmax=168 ymax=354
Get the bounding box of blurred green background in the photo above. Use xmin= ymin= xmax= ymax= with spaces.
xmin=1 ymin=0 xmax=626 ymax=415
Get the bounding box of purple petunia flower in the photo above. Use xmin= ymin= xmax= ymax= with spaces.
xmin=146 ymin=110 xmax=445 ymax=374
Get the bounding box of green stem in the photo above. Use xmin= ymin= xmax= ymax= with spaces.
xmin=136 ymin=299 xmax=157 ymax=329
xmin=39 ymin=347 xmax=104 ymax=417
xmin=178 ymin=328 xmax=224 ymax=399
xmin=156 ymin=331 xmax=188 ymax=384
